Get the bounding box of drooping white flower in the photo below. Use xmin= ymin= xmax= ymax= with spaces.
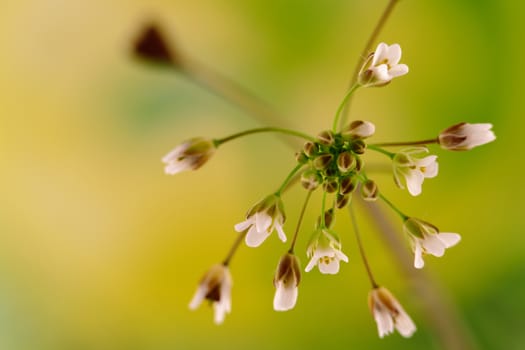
xmin=368 ymin=287 xmax=416 ymax=338
xmin=393 ymin=147 xmax=438 ymax=196
xmin=358 ymin=43 xmax=409 ymax=87
xmin=403 ymin=217 xmax=461 ymax=269
xmin=162 ymin=137 xmax=216 ymax=175
xmin=273 ymin=253 xmax=301 ymax=311
xmin=189 ymin=264 xmax=232 ymax=325
xmin=305 ymin=228 xmax=349 ymax=274
xmin=438 ymin=122 xmax=496 ymax=151
xmin=234 ymin=194 xmax=287 ymax=247
xmin=342 ymin=120 xmax=376 ymax=139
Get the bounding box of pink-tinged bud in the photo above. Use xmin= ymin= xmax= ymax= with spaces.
xmin=162 ymin=137 xmax=215 ymax=175
xmin=342 ymin=120 xmax=376 ymax=139
xmin=438 ymin=122 xmax=495 ymax=151
xmin=273 ymin=253 xmax=301 ymax=311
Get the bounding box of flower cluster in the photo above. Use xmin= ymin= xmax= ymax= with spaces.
xmin=134 ymin=21 xmax=495 ymax=341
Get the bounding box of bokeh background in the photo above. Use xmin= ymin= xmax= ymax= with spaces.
xmin=1 ymin=0 xmax=523 ymax=349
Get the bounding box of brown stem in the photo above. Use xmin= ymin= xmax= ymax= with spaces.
xmin=371 ymin=138 xmax=439 ymax=147
xmin=288 ymin=190 xmax=313 ymax=254
xmin=222 ymin=230 xmax=248 ymax=266
xmin=349 ymin=203 xmax=378 ymax=288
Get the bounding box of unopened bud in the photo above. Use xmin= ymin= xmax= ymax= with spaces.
xmin=316 ymin=209 xmax=335 ymax=228
xmin=301 ymin=169 xmax=322 ymax=190
xmin=342 ymin=120 xmax=376 ymax=139
xmin=339 ymin=176 xmax=357 ymax=195
xmin=337 ymin=152 xmax=356 ymax=173
xmin=296 ymin=152 xmax=308 ymax=164
xmin=361 ymin=179 xmax=378 ymax=201
xmin=323 ymin=177 xmax=338 ymax=193
xmin=303 ymin=141 xmax=317 ymax=158
xmin=313 ymin=154 xmax=333 ymax=170
xmin=317 ymin=130 xmax=335 ymax=146
xmin=336 ymin=193 xmax=350 ymax=209
xmin=356 ymin=156 xmax=364 ymax=171
xmin=351 ymin=139 xmax=367 ymax=154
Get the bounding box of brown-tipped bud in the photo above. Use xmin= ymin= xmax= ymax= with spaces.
xmin=273 ymin=253 xmax=301 ymax=311
xmin=339 ymin=176 xmax=357 ymax=195
xmin=133 ymin=23 xmax=181 ymax=67
xmin=336 ymin=193 xmax=350 ymax=209
xmin=322 ymin=177 xmax=338 ymax=193
xmin=316 ymin=209 xmax=335 ymax=228
xmin=356 ymin=156 xmax=364 ymax=171
xmin=361 ymin=179 xmax=378 ymax=201
xmin=342 ymin=120 xmax=376 ymax=139
xmin=351 ymin=139 xmax=367 ymax=154
xmin=303 ymin=141 xmax=317 ymax=158
xmin=317 ymin=130 xmax=335 ymax=146
xmin=337 ymin=152 xmax=356 ymax=173
xmin=295 ymin=152 xmax=308 ymax=164
xmin=301 ymin=169 xmax=322 ymax=190
xmin=313 ymin=154 xmax=333 ymax=170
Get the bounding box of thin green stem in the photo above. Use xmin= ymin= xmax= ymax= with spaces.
xmin=332 ymin=84 xmax=360 ymax=132
xmin=276 ymin=163 xmax=304 ymax=195
xmin=340 ymin=0 xmax=401 ymax=129
xmin=371 ymin=138 xmax=439 ymax=148
xmin=214 ymin=127 xmax=316 ymax=147
xmin=378 ymin=193 xmax=408 ymax=221
xmin=223 ymin=230 xmax=248 ymax=266
xmin=367 ymin=145 xmax=395 ymax=159
xmin=288 ymin=190 xmax=313 ymax=254
xmin=349 ymin=203 xmax=378 ymax=288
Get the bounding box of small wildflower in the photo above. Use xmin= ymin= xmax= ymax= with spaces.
xmin=234 ymin=194 xmax=287 ymax=247
xmin=273 ymin=253 xmax=301 ymax=311
xmin=393 ymin=147 xmax=438 ymax=196
xmin=305 ymin=228 xmax=349 ymax=274
xmin=358 ymin=43 xmax=409 ymax=87
xmin=438 ymin=122 xmax=496 ymax=151
xmin=162 ymin=137 xmax=215 ymax=175
xmin=404 ymin=217 xmax=461 ymax=269
xmin=189 ymin=264 xmax=232 ymax=325
xmin=369 ymin=287 xmax=416 ymax=338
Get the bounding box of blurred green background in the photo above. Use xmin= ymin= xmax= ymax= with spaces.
xmin=1 ymin=0 xmax=523 ymax=349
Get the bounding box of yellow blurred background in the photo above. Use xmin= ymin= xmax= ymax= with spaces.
xmin=1 ymin=0 xmax=523 ymax=349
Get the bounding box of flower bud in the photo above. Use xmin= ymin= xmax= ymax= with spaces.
xmin=162 ymin=137 xmax=216 ymax=175
xmin=351 ymin=139 xmax=367 ymax=154
xmin=342 ymin=120 xmax=376 ymax=139
xmin=356 ymin=156 xmax=364 ymax=171
xmin=316 ymin=209 xmax=335 ymax=228
xmin=317 ymin=130 xmax=335 ymax=146
xmin=295 ymin=152 xmax=308 ymax=164
xmin=303 ymin=141 xmax=317 ymax=158
xmin=339 ymin=176 xmax=357 ymax=195
xmin=322 ymin=177 xmax=338 ymax=193
xmin=337 ymin=151 xmax=356 ymax=173
xmin=273 ymin=253 xmax=301 ymax=311
xmin=301 ymin=169 xmax=322 ymax=190
xmin=313 ymin=154 xmax=333 ymax=170
xmin=336 ymin=193 xmax=350 ymax=209
xmin=438 ymin=122 xmax=496 ymax=151
xmin=361 ymin=179 xmax=378 ymax=201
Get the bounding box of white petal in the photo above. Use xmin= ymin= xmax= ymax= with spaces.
xmin=374 ymin=308 xmax=394 ymax=338
xmin=421 ymin=235 xmax=446 ymax=257
xmin=422 ymin=160 xmax=439 ymax=178
xmin=304 ymin=256 xmax=318 ymax=272
xmin=161 ymin=144 xmax=186 ymax=163
xmin=335 ymin=250 xmax=349 ymax=263
xmin=395 ymin=311 xmax=417 ymax=337
xmin=414 ymin=244 xmax=425 ymax=269
xmin=273 ymin=283 xmax=298 ymax=311
xmin=275 ymin=224 xmax=287 ymax=243
xmin=254 ymin=212 xmax=271 ymax=233
xmin=234 ymin=219 xmax=252 ymax=233
xmin=189 ymin=287 xmax=206 ymax=310
xmin=319 ymin=259 xmax=340 ymax=275
xmin=372 ymin=42 xmax=389 ymax=66
xmin=385 ymin=44 xmax=402 ymax=64
xmin=213 ymin=301 xmax=227 ymax=325
xmin=388 ymin=63 xmax=409 ymax=77
xmin=372 ymin=65 xmax=391 ymax=82
xmin=436 ymin=232 xmax=461 ymax=248
xmin=245 ymin=226 xmax=270 ymax=247
xmin=405 ymin=170 xmax=424 ymax=196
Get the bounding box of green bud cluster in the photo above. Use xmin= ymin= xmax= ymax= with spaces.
xmin=297 ymin=130 xmax=368 ymax=208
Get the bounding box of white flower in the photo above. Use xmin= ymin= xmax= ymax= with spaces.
xmin=305 ymin=228 xmax=349 ymax=274
xmin=368 ymin=287 xmax=416 ymax=338
xmin=273 ymin=253 xmax=301 ymax=311
xmin=189 ymin=264 xmax=232 ymax=324
xmin=342 ymin=120 xmax=376 ymax=139
xmin=393 ymin=147 xmax=438 ymax=196
xmin=438 ymin=122 xmax=496 ymax=151
xmin=358 ymin=43 xmax=409 ymax=87
xmin=234 ymin=194 xmax=287 ymax=247
xmin=404 ymin=217 xmax=461 ymax=269
xmin=162 ymin=137 xmax=215 ymax=175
